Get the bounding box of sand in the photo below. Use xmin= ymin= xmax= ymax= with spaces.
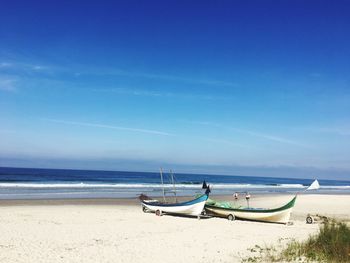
xmin=0 ymin=194 xmax=349 ymax=263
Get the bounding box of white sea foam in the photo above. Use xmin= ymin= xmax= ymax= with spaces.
xmin=0 ymin=182 xmax=348 ymax=190
xmin=320 ymin=185 xmax=350 ymax=189
xmin=0 ymin=183 xmax=201 ymax=189
xmin=0 ymin=182 xmax=312 ymax=189
xmin=0 ymin=183 xmax=164 ymax=188
xmin=210 ymin=183 xmax=305 ymax=189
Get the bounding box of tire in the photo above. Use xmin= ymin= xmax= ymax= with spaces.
xmin=142 ymin=206 xmax=147 ymax=213
xmin=155 ymin=210 xmax=162 ymax=216
xmin=306 ymin=216 xmax=313 ymax=224
xmin=228 ymin=214 xmax=235 ymax=221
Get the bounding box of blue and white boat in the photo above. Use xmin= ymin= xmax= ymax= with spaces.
xmin=140 ymin=168 xmax=209 ymax=216
xmin=140 ymin=192 xmax=209 ymax=216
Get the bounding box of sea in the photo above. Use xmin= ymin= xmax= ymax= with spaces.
xmin=0 ymin=167 xmax=349 ymax=200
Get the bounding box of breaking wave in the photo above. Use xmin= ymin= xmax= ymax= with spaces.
xmin=0 ymin=182 xmax=308 ymax=189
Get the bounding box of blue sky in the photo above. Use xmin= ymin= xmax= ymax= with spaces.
xmin=0 ymin=1 xmax=350 ymax=179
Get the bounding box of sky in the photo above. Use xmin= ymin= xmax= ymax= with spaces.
xmin=0 ymin=1 xmax=350 ymax=179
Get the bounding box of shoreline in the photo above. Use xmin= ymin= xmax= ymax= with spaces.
xmin=1 ymin=193 xmax=350 ymax=222
xmin=1 ymin=191 xmax=349 ymax=200
xmin=1 ymin=191 xmax=349 ymax=205
xmin=0 ymin=192 xmax=306 ymax=206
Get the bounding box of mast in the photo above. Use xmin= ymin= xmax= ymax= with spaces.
xmin=160 ymin=167 xmax=166 ymax=202
xmin=170 ymin=169 xmax=177 ymax=203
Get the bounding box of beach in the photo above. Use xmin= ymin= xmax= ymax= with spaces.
xmin=0 ymin=194 xmax=349 ymax=263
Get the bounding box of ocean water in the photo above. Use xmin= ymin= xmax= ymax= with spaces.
xmin=0 ymin=167 xmax=349 ymax=199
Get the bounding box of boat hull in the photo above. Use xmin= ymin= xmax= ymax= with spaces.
xmin=141 ymin=194 xmax=208 ymax=216
xmin=205 ymin=196 xmax=297 ymax=224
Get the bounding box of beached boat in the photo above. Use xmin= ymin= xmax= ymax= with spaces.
xmin=140 ymin=169 xmax=209 ymax=217
xmin=140 ymin=192 xmax=209 ymax=216
xmin=204 ymin=195 xmax=297 ymax=224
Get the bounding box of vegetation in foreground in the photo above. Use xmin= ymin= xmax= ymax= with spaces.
xmin=242 ymin=220 xmax=350 ymax=263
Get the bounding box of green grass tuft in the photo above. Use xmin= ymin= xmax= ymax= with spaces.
xmin=242 ymin=220 xmax=350 ymax=263
xmin=302 ymin=220 xmax=350 ymax=262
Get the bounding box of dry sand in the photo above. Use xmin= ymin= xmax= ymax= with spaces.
xmin=0 ymin=194 xmax=349 ymax=263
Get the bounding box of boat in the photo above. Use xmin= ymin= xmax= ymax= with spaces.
xmin=140 ymin=192 xmax=209 ymax=216
xmin=306 ymin=179 xmax=320 ymax=190
xmin=139 ymin=169 xmax=209 ymax=217
xmin=204 ymin=195 xmax=297 ymax=224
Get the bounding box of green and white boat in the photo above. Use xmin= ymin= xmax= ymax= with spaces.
xmin=204 ymin=195 xmax=297 ymax=224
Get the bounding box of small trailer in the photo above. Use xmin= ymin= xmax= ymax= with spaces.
xmin=306 ymin=214 xmax=329 ymax=224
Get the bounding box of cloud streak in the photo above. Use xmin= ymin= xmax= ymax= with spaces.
xmin=201 ymin=137 xmax=251 ymax=149
xmin=85 ymin=68 xmax=238 ymax=87
xmin=191 ymin=121 xmax=308 ymax=147
xmin=42 ymin=118 xmax=175 ymax=136
xmin=0 ymin=61 xmax=49 ymax=72
xmin=0 ymin=77 xmax=17 ymax=92
xmin=1 ymin=58 xmax=238 ymax=94
xmin=231 ymin=128 xmax=305 ymax=146
xmin=304 ymin=126 xmax=350 ymax=136
xmin=92 ymin=87 xmax=221 ymax=100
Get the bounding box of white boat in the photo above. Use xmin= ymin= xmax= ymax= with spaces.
xmin=140 ymin=193 xmax=209 ymax=216
xmin=139 ymin=168 xmax=209 ymax=217
xmin=205 ymin=195 xmax=297 ymax=224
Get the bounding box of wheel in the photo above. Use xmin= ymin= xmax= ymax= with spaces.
xmin=142 ymin=206 xmax=147 ymax=213
xmin=306 ymin=216 xmax=313 ymax=224
xmin=155 ymin=210 xmax=162 ymax=216
xmin=227 ymin=214 xmax=235 ymax=221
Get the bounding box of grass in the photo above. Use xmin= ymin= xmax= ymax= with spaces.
xmin=242 ymin=220 xmax=350 ymax=263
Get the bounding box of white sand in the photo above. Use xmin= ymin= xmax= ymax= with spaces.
xmin=0 ymin=194 xmax=349 ymax=263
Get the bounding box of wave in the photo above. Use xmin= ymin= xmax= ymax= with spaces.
xmin=0 ymin=182 xmax=349 ymax=190
xmin=0 ymin=183 xmax=172 ymax=189
xmin=0 ymin=182 xmax=309 ymax=189
xmin=210 ymin=183 xmax=305 ymax=189
xmin=320 ymin=185 xmax=350 ymax=189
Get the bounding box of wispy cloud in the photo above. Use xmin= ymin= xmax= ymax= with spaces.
xmin=1 ymin=56 xmax=238 ymax=88
xmin=42 ymin=118 xmax=175 ymax=136
xmin=191 ymin=121 xmax=308 ymax=147
xmin=231 ymin=128 xmax=305 ymax=146
xmin=0 ymin=61 xmax=48 ymax=72
xmin=93 ymin=87 xmax=220 ymax=100
xmin=303 ymin=126 xmax=350 ymax=136
xmin=0 ymin=60 xmax=48 ymax=92
xmin=0 ymin=62 xmax=13 ymax=68
xmin=319 ymin=128 xmax=350 ymax=136
xmin=0 ymin=77 xmax=17 ymax=92
xmin=93 ymin=87 xmax=167 ymax=97
xmin=201 ymin=137 xmax=250 ymax=149
xmin=88 ymin=68 xmax=238 ymax=87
